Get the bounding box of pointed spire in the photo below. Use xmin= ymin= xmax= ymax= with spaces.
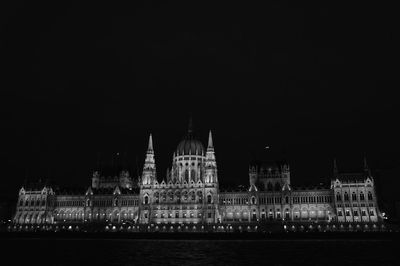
xmin=333 ymin=158 xmax=338 ymax=176
xmin=147 ymin=134 xmax=153 ymax=152
xmin=207 ymin=130 xmax=214 ymax=149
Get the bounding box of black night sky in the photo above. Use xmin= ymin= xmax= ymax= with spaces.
xmin=0 ymin=2 xmax=399 ymax=209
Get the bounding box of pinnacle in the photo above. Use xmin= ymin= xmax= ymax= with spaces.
xmin=147 ymin=134 xmax=153 ymax=151
xmin=208 ymin=130 xmax=213 ymax=149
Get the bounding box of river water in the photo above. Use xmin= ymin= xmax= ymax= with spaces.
xmin=3 ymin=238 xmax=397 ymax=265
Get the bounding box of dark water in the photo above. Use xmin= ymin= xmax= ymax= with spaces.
xmin=2 ymin=238 xmax=398 ymax=266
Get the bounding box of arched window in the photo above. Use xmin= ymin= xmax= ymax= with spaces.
xmin=184 ymin=169 xmax=189 ymax=182
xmin=285 ymin=209 xmax=290 ymax=219
xmin=183 ymin=191 xmax=188 ymax=201
xmin=207 ymin=195 xmax=212 ymax=204
xmin=144 ymin=195 xmax=149 ymax=205
xmin=197 ymin=191 xmax=203 ymax=203
xmin=274 ymin=183 xmax=281 ymax=191
xmin=336 ymin=193 xmax=341 ymax=201
xmin=252 ymin=210 xmax=257 ymax=221
xmin=176 ymin=191 xmax=181 ymax=203
xmin=267 ymin=183 xmax=273 ymax=191
xmin=191 ymin=169 xmax=196 ymax=181
xmin=344 ymin=192 xmax=349 ymax=201
xmin=251 ymin=197 xmax=256 ymax=205
xmin=367 ymin=192 xmax=373 ymax=201
xmin=285 ymin=196 xmax=289 ymax=204
xmin=352 ymin=193 xmax=357 ymax=201
xmin=360 ymin=192 xmax=365 ymax=201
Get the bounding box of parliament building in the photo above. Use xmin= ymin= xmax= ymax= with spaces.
xmin=12 ymin=121 xmax=383 ymax=230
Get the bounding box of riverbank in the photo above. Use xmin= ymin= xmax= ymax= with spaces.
xmin=2 ymin=230 xmax=399 ymax=240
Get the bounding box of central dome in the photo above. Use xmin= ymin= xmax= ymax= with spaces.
xmin=176 ymin=117 xmax=205 ymax=156
xmin=176 ymin=135 xmax=205 ymax=155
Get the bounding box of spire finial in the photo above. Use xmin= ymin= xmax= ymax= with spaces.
xmin=208 ymin=130 xmax=214 ymax=149
xmin=363 ymin=154 xmax=370 ymax=173
xmin=147 ymin=134 xmax=153 ymax=151
xmin=333 ymin=158 xmax=338 ymax=176
xmin=188 ymin=116 xmax=193 ymax=134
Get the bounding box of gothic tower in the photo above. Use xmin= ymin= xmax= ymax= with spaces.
xmin=205 ymin=130 xmax=218 ymax=184
xmin=141 ymin=134 xmax=156 ymax=186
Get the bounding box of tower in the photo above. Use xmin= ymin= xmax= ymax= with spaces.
xmin=280 ymin=162 xmax=291 ymax=186
xmin=141 ymin=134 xmax=156 ymax=186
xmin=248 ymin=165 xmax=258 ymax=191
xmin=91 ymin=171 xmax=100 ymax=188
xmin=205 ymin=130 xmax=218 ymax=184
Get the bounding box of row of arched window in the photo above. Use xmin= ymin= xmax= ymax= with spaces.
xmin=53 ymin=198 xmax=140 ymax=208
xmin=337 ymin=209 xmax=375 ymax=217
xmin=19 ymin=199 xmax=46 ymax=207
xmin=56 ymin=200 xmax=84 ymax=207
xmin=336 ymin=191 xmax=373 ymax=202
xmin=154 ymin=211 xmax=202 ymax=219
xmin=152 ymin=190 xmax=204 ymax=204
xmin=144 ymin=194 xmax=212 ymax=204
xmin=221 ymin=195 xmax=332 ymax=205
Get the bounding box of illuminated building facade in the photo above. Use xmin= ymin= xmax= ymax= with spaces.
xmin=12 ymin=121 xmax=382 ymax=227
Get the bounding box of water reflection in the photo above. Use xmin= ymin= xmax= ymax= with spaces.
xmin=3 ymin=239 xmax=397 ymax=266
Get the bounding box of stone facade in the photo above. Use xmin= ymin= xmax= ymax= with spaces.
xmin=12 ymin=122 xmax=382 ymax=226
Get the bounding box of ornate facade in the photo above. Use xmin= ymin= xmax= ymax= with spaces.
xmin=12 ymin=122 xmax=382 ymax=227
